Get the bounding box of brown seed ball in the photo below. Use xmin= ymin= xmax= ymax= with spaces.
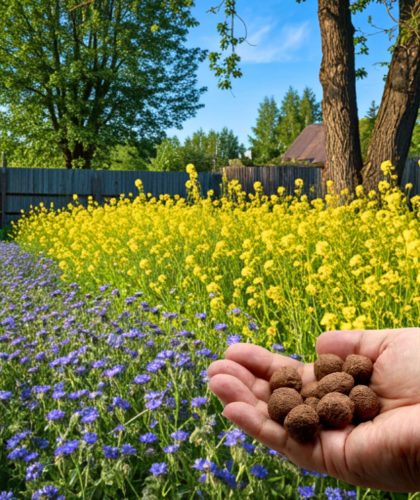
xmin=317 ymin=372 xmax=355 ymax=398
xmin=284 ymin=404 xmax=320 ymax=443
xmin=317 ymin=392 xmax=354 ymax=428
xmin=269 ymin=366 xmax=303 ymax=392
xmin=349 ymin=385 xmax=380 ymax=422
xmin=343 ymin=354 xmax=374 ymax=384
xmin=268 ymin=388 xmax=303 ymax=424
xmin=304 ymin=397 xmax=320 ymax=411
xmin=314 ymin=354 xmax=344 ymax=381
xmin=301 ymin=381 xmax=319 ymax=399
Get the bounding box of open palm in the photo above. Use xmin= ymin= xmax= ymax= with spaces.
xmin=208 ymin=328 xmax=420 ymax=492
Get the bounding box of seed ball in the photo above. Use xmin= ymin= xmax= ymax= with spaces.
xmin=284 ymin=404 xmax=319 ymax=443
xmin=267 ymin=388 xmax=303 ymax=424
xmin=269 ymin=366 xmax=303 ymax=392
xmin=301 ymin=381 xmax=319 ymax=399
xmin=304 ymin=397 xmax=320 ymax=411
xmin=317 ymin=392 xmax=355 ymax=428
xmin=349 ymin=385 xmax=380 ymax=422
xmin=343 ymin=354 xmax=374 ymax=384
xmin=314 ymin=354 xmax=344 ymax=381
xmin=317 ymin=372 xmax=355 ymax=398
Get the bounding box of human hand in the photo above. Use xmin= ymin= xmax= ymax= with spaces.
xmin=208 ymin=328 xmax=420 ymax=492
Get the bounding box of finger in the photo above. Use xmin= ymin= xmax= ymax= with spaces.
xmin=224 ymin=343 xmax=315 ymax=385
xmin=208 ymin=373 xmax=260 ymax=407
xmin=207 ymin=359 xmax=271 ymax=402
xmin=222 ymin=401 xmax=329 ymax=473
xmin=316 ymin=329 xmax=395 ymax=361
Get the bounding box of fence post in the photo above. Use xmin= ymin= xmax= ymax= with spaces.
xmin=0 ymin=165 xmax=7 ymax=229
xmin=91 ymin=174 xmax=103 ymax=204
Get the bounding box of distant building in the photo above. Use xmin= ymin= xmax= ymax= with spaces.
xmin=282 ymin=124 xmax=325 ymax=167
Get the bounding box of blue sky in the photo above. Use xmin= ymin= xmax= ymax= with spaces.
xmin=167 ymin=0 xmax=397 ymax=148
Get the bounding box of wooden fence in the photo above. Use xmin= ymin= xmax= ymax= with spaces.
xmin=223 ymin=164 xmax=324 ymax=197
xmin=0 ymin=168 xmax=222 ymax=228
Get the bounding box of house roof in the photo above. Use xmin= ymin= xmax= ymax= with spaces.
xmin=282 ymin=124 xmax=326 ymax=166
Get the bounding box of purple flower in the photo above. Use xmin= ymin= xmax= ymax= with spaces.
xmin=112 ymin=397 xmax=131 ymax=410
xmin=250 ymin=464 xmax=268 ymax=479
xmin=54 ymin=439 xmax=80 ymax=457
xmin=220 ymin=429 xmax=246 ymax=447
xmin=272 ymin=343 xmax=285 ymax=352
xmin=170 ymin=430 xmax=189 ymax=441
xmin=32 ymin=485 xmax=64 ymax=499
xmin=163 ymin=444 xmax=180 ymax=453
xmin=298 ymin=486 xmax=315 ymax=498
xmin=191 ymin=397 xmax=208 ymax=408
xmin=32 ymin=438 xmax=49 ymax=450
xmin=6 ymin=431 xmax=32 ymax=449
xmin=32 ymin=385 xmax=51 ymax=395
xmin=150 ymin=462 xmax=167 ymax=476
xmin=7 ymin=447 xmax=29 ymax=460
xmin=248 ymin=321 xmax=258 ymax=330
xmin=192 ymin=458 xmax=217 ymax=473
xmin=139 ymin=433 xmax=158 ymax=444
xmin=0 ymin=492 xmax=15 ymax=500
xmin=121 ymin=444 xmax=137 ymax=456
xmin=24 ymin=451 xmax=40 ymax=463
xmin=325 ymin=487 xmax=344 ymax=500
xmin=226 ymin=334 xmax=242 ymax=346
xmin=195 ymin=312 xmax=207 ymax=320
xmin=25 ymin=462 xmax=44 ymax=481
xmin=102 ymin=364 xmax=125 ymax=377
xmin=78 ymin=407 xmax=99 ymax=423
xmin=133 ymin=374 xmax=151 ymax=385
xmin=0 ymin=390 xmax=13 ymax=400
xmin=214 ymin=323 xmax=228 ymax=331
xmin=46 ymin=410 xmax=65 ymax=421
xmin=83 ymin=433 xmax=98 ymax=445
xmin=103 ymin=445 xmax=119 ymax=459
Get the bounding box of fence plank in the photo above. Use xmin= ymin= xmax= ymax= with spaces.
xmin=1 ymin=167 xmax=7 ymax=229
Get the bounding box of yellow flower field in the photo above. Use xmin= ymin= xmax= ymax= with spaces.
xmin=13 ymin=162 xmax=420 ymax=354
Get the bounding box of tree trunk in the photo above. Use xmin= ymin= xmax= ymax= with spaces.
xmin=318 ymin=0 xmax=363 ymax=193
xmin=62 ymin=142 xmax=94 ymax=169
xmin=362 ymin=0 xmax=420 ymax=191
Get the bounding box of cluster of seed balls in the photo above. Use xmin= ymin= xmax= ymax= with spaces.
xmin=268 ymin=354 xmax=380 ymax=443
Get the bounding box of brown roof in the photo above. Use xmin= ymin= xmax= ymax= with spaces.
xmin=282 ymin=124 xmax=325 ymax=165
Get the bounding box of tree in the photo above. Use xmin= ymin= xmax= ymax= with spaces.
xmin=217 ymin=127 xmax=246 ymax=166
xmin=300 ymin=86 xmax=322 ymax=127
xmin=278 ymin=87 xmax=304 ymax=154
xmin=359 ymin=101 xmax=379 ymax=159
xmin=248 ymin=97 xmax=281 ymax=164
xmin=148 ymin=137 xmax=186 ymax=172
xmin=0 ymin=0 xmax=206 ymax=169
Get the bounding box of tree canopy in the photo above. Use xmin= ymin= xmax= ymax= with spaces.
xmin=0 ymin=0 xmax=206 ymax=168
xmin=149 ymin=128 xmax=245 ymax=172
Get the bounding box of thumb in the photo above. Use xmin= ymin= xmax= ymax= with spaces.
xmin=316 ymin=329 xmax=396 ymax=362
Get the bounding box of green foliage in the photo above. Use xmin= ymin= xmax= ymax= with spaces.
xmin=248 ymin=97 xmax=281 ymax=165
xmin=148 ymin=137 xmax=186 ymax=172
xmin=106 ymin=143 xmax=151 ymax=171
xmin=0 ymin=0 xmax=206 ymax=168
xmin=149 ymin=128 xmax=245 ymax=172
xmin=359 ymin=101 xmax=379 ymax=159
xmin=409 ymin=111 xmax=420 ymax=157
xmin=208 ymin=0 xmax=244 ymax=89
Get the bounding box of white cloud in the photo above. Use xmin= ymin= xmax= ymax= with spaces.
xmin=237 ymin=20 xmax=311 ymax=64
